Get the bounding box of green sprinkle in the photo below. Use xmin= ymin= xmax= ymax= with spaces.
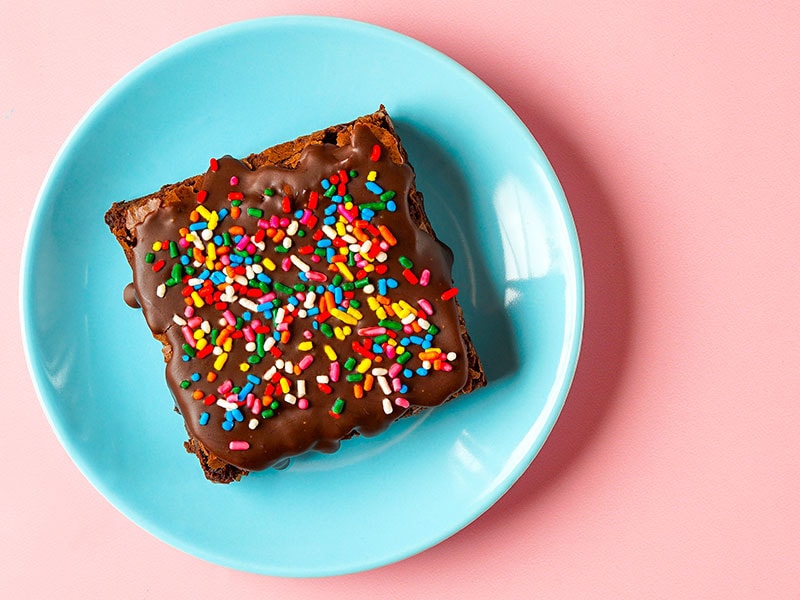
xmin=274 ymin=282 xmax=293 ymax=295
xmin=344 ymin=357 xmax=357 ymax=370
xmin=165 ymin=277 xmax=177 ymax=287
xmin=180 ymin=380 xmax=191 ymax=389
xmin=427 ymin=324 xmax=440 ymax=335
xmin=349 ymin=170 xmax=358 ymax=178
xmin=398 ymin=256 xmax=413 ymax=269
xmin=342 ymin=282 xmax=355 ymax=291
xmin=210 ymin=329 xmax=219 ymax=344
xmin=343 ymin=193 xmax=353 ymax=204
xmin=297 ymin=229 xmax=306 ymax=237
xmin=375 ymin=334 xmax=389 ymax=344
xmin=235 ymin=317 xmax=244 ymax=329
xmin=270 ymin=400 xmax=279 ymax=410
xmin=256 ymin=333 xmax=266 ymax=357
xmin=274 ymin=245 xmax=289 ymax=253
xmin=397 ymin=351 xmax=413 ymax=365
xmin=332 ymin=274 xmax=343 ymax=286
xmin=231 ymin=199 xmax=242 ymax=207
xmin=379 ymin=319 xmax=403 ymax=331
xmin=293 ymin=283 xmax=306 ymax=292
xmin=247 ymin=355 xmax=261 ymax=365
xmin=185 ymin=266 xmax=196 ymax=276
xmin=332 ymin=398 xmax=345 ymax=414
xmin=145 ymin=252 xmax=155 ymax=264
xmin=314 ymin=248 xmax=327 ymax=257
xmin=320 ymin=323 xmax=334 ymax=338
xmin=182 ymin=343 xmax=195 ymax=358
xmin=346 ymin=373 xmax=363 ymax=383
xmin=354 ymin=278 xmax=370 ymax=289
xmin=349 ymin=299 xmax=361 ymax=309
xmin=247 ymin=207 xmax=264 ymax=218
xmin=262 ymin=409 xmax=275 ymax=419
xmin=323 ymin=185 xmax=336 ymax=198
xmin=170 ymin=263 xmax=183 ymax=281
xmin=263 ymin=188 xmax=275 ymax=196
xmin=379 ymin=190 xmax=396 ymax=201
xmin=223 ymin=232 xmax=233 ymax=246
xmin=360 ymin=201 xmax=386 ymax=210
xmin=169 ymin=241 xmax=179 ymax=258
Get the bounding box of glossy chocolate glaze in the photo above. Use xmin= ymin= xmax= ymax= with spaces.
xmin=130 ymin=125 xmax=468 ymax=471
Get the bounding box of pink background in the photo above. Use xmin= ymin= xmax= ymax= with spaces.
xmin=3 ymin=1 xmax=799 ymax=597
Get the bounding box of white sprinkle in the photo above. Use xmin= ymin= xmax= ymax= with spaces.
xmin=304 ymin=291 xmax=316 ymax=309
xmin=286 ymin=221 xmax=299 ymax=236
xmin=283 ymin=393 xmax=297 ymax=405
xmin=360 ymin=240 xmax=372 ymax=254
xmin=172 ymin=315 xmax=187 ymax=326
xmin=297 ymin=379 xmax=306 ymax=396
xmin=187 ymin=278 xmax=204 ymax=287
xmin=382 ymin=398 xmax=393 ymax=414
xmin=156 ymin=283 xmax=166 ymax=298
xmin=371 ymin=367 xmax=388 ymax=376
xmin=447 ymin=352 xmax=457 ymax=361
xmin=341 ymin=234 xmax=357 ymax=244
xmin=417 ymin=318 xmax=431 ymax=329
xmin=401 ymin=313 xmax=416 ymax=325
xmin=239 ymin=298 xmax=259 ymax=312
xmin=290 ymin=254 xmax=310 ymax=272
xmin=282 ymin=237 xmax=292 ymax=249
xmin=245 ymin=342 xmax=256 ymax=352
xmin=212 ymin=346 xmax=223 ymax=356
xmin=251 ymin=263 xmax=263 ymax=274
xmin=297 ymin=309 xmax=307 ymax=318
xmin=422 ymin=360 xmax=432 ymax=370
xmin=263 ymin=366 xmax=277 ymax=381
xmin=263 ymin=337 xmax=276 ymax=351
xmin=316 ymin=375 xmax=329 ymax=384
xmin=200 ymin=320 xmax=211 ymax=334
xmin=201 ymin=228 xmax=213 ymax=241
xmin=192 ymin=237 xmax=205 ymax=249
xmin=376 ymin=252 xmax=388 ymax=263
xmin=377 ymin=375 xmax=392 ymax=395
xmin=274 ymin=307 xmax=285 ymax=324
xmin=363 ymin=284 xmax=375 ymax=294
xmin=248 ymin=418 xmax=259 ymax=430
xmin=275 ymin=358 xmax=285 ymax=369
xmin=216 ymin=399 xmax=237 ymax=410
xmin=234 ymin=275 xmax=248 ymax=286
xmin=322 ymin=225 xmax=338 ymax=239
xmin=284 ymin=360 xmax=294 ymax=374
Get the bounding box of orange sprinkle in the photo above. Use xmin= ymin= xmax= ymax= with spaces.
xmin=364 ymin=373 xmax=374 ymax=392
xmin=206 ymin=372 xmax=217 ymax=382
xmin=378 ymin=225 xmax=397 ymax=246
xmin=229 ymin=225 xmax=245 ymax=236
xmin=353 ymin=384 xmax=364 ymax=399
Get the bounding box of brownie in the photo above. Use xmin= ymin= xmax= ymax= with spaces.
xmin=105 ymin=107 xmax=486 ymax=483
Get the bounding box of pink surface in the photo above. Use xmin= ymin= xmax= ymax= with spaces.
xmin=4 ymin=1 xmax=799 ymax=597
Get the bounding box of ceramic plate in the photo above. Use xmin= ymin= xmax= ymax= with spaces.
xmin=21 ymin=16 xmax=583 ymax=577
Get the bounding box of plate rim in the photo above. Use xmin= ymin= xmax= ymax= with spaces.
xmin=20 ymin=15 xmax=584 ymax=577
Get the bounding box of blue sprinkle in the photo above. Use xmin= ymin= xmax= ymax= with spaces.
xmin=403 ymin=369 xmax=414 ymax=378
xmin=244 ymin=256 xmax=253 ymax=265
xmin=199 ymin=412 xmax=210 ymax=426
xmin=409 ymin=335 xmax=424 ymax=345
xmin=421 ymin=340 xmax=432 ymax=349
xmin=189 ymin=221 xmax=207 ymax=231
xmin=191 ymin=373 xmax=201 ymax=382
xmin=312 ymin=320 xmax=319 ymax=329
xmin=182 ymin=355 xmax=190 ymax=362
xmin=323 ymin=216 xmax=337 ymax=226
xmin=247 ymin=374 xmax=261 ymax=385
xmin=361 ymin=208 xmax=375 ymax=220
xmin=238 ymin=383 xmax=254 ymax=400
xmin=211 ymin=272 xmax=226 ymax=285
xmin=416 ymin=368 xmax=429 ymax=377
xmin=334 ymin=287 xmax=343 ymax=305
xmin=386 ymin=278 xmax=399 ymax=289
xmin=294 ymin=210 xmax=304 ymax=219
xmin=307 ymin=307 xmax=320 ymax=316
xmin=386 ymin=200 xmax=397 ymax=212
xmin=378 ymin=279 xmax=388 ymax=296
xmin=326 ymin=248 xmax=336 ymax=262
xmin=214 ymin=235 xmax=223 ymax=245
xmin=218 ymin=208 xmax=229 ymax=219
xmin=372 ymin=343 xmax=383 ymax=354
xmin=400 ymin=384 xmax=408 ymax=394
xmin=321 ymin=178 xmax=331 ymax=189
xmin=222 ymin=420 xmax=234 ymax=431
xmin=231 ymin=408 xmax=244 ymax=422
xmin=273 ymin=331 xmax=281 ymax=340
xmin=288 ymin=296 xmax=299 ymax=306
xmin=324 ymin=204 xmax=337 ymax=215
xmin=332 ymin=195 xmax=343 ymax=204
xmin=316 ymin=285 xmax=325 ymax=294
xmin=180 ymin=255 xmax=190 ymax=265
xmin=317 ymin=239 xmax=332 ymax=248
xmin=225 ymin=411 xmax=234 ymax=422
xmin=298 ymin=272 xmax=308 ymax=282
xmin=257 ymin=273 xmax=272 ymax=284
xmin=198 ymin=269 xmax=210 ymax=279
xmin=256 ymin=303 xmax=271 ymax=313
xmin=365 ymin=181 xmax=384 ymax=195
xmin=400 ymin=338 xmax=411 ymax=346
xmin=425 ymin=334 xmax=434 ymax=341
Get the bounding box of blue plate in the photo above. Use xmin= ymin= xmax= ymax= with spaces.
xmin=21 ymin=17 xmax=583 ymax=577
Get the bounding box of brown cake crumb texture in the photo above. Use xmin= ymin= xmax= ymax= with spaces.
xmin=105 ymin=107 xmax=486 ymax=483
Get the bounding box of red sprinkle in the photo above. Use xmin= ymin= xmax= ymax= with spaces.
xmin=282 ymin=196 xmax=292 ymax=213
xmin=308 ymin=191 xmax=319 ymax=210
xmin=370 ymin=144 xmax=381 ymax=161
xmin=197 ymin=190 xmax=208 ymax=204
xmin=209 ymin=158 xmax=219 ymax=172
xmin=441 ymin=287 xmax=459 ymax=301
xmin=402 ymin=268 xmax=419 ymax=285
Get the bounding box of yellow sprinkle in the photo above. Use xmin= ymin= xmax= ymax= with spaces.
xmin=356 ymin=358 xmax=372 ymax=374
xmin=367 ymin=170 xmax=378 ymax=181
xmin=239 ymin=363 xmax=250 ymax=372
xmin=191 ymin=292 xmax=205 ymax=308
xmin=334 ymin=326 xmax=346 ymax=341
xmin=195 ymin=338 xmax=207 ymax=351
xmin=298 ymin=341 xmax=314 ymax=352
xmin=207 ymin=212 xmax=219 ymax=231
xmin=330 ymin=307 xmax=358 ymax=326
xmin=152 ymin=241 xmax=162 ymax=251
xmin=337 ymin=263 xmax=354 ymax=281
xmin=363 ymin=263 xmax=375 ymax=272
xmin=213 ymin=352 xmax=228 ymax=371
xmin=376 ymin=307 xmax=388 ymax=320
xmin=399 ymin=300 xmax=417 ymax=315
xmin=392 ymin=302 xmax=409 ymax=318
xmin=396 ymin=345 xmax=405 ymax=354
xmin=367 ymin=297 xmax=380 ymax=311
xmin=324 ymin=345 xmax=338 ymax=361
xmin=280 ymin=378 xmax=290 ymax=394
xmin=335 ymin=221 xmax=347 ymax=236
xmin=207 ymin=242 xmax=216 ymax=262
xmin=184 ymin=233 xmax=195 ymax=243
xmin=223 ymin=338 xmax=233 ymax=352
xmin=196 ymin=205 xmax=212 ymax=220
xmin=342 ymin=326 xmax=352 ymax=336
xmin=193 ymin=329 xmax=204 ymax=340
xmin=261 ymin=257 xmax=276 ymax=271
xmin=346 ymin=306 xmax=363 ymax=321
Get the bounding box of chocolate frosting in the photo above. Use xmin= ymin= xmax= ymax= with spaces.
xmin=130 ymin=125 xmax=467 ymax=471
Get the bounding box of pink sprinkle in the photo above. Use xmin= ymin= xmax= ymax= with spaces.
xmin=245 ymin=393 xmax=255 ymax=409
xmin=402 ymin=324 xmax=414 ymax=334
xmin=441 ymin=363 xmax=453 ymax=372
xmin=300 ymin=209 xmax=311 ymax=224
xmin=223 ymin=310 xmax=236 ymax=326
xmin=329 ymin=361 xmax=340 ymax=382
xmin=388 ymin=363 xmax=403 ymax=378
xmin=277 ymin=323 xmax=289 ymax=332
xmin=420 ymin=269 xmax=431 ymax=286
xmin=279 ymin=217 xmax=290 ymax=227
xmin=220 ymin=255 xmax=231 ymax=266
xmin=303 ymin=329 xmax=314 ymax=339
xmin=337 ymin=204 xmax=355 ymax=222
xmin=270 ymin=215 xmax=280 ymax=228
xmin=178 ymin=238 xmax=190 ymax=249
xmin=243 ymin=327 xmax=255 ymax=342
xmin=257 ymin=218 xmax=270 ymax=229
xmin=235 ymin=235 xmax=250 ymax=251
xmin=251 ymin=398 xmax=262 ymax=415
xmin=229 ymin=441 xmax=250 ymax=451
xmin=358 ymin=326 xmax=387 ymax=337
xmin=394 ymin=397 xmax=410 ymax=409
xmin=311 ymin=255 xmax=321 ymax=263
xmin=217 ymin=380 xmax=233 ymax=395
xmin=385 ymin=345 xmax=397 ymax=359
xmin=391 ymin=378 xmax=403 ymax=392
xmin=187 ymin=316 xmax=202 ymax=328
xmin=226 ymin=393 xmax=238 ymax=403
xmin=230 ymin=176 xmax=239 ymax=186
xmin=418 ymin=298 xmax=434 ymax=315
xmin=298 ymin=355 xmax=314 ymax=370
xmin=184 ymin=306 xmax=195 ymax=318
xmin=306 ymin=271 xmax=327 ymax=282
xmin=281 ymin=257 xmax=291 ymax=271
xmin=298 ymin=398 xmax=309 ymax=410
xmin=246 ymin=243 xmax=256 ymax=254
xmin=181 ymin=326 xmax=196 ymax=347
